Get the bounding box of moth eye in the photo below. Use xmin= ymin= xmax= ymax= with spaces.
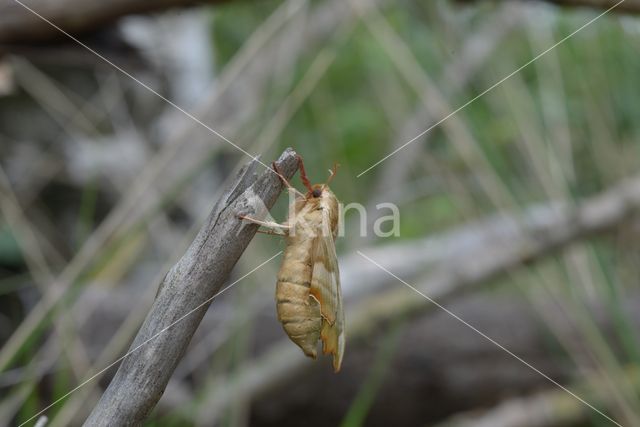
xmin=312 ymin=188 xmax=322 ymax=198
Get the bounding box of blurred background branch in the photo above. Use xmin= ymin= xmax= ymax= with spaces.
xmin=1 ymin=0 xmax=639 ymax=46
xmin=458 ymin=0 xmax=640 ymax=14
xmin=0 ymin=0 xmax=236 ymax=43
xmin=435 ymin=368 xmax=640 ymax=427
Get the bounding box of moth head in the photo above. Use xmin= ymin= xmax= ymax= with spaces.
xmin=311 ymin=185 xmax=323 ymax=198
xmin=297 ymin=155 xmax=339 ymax=199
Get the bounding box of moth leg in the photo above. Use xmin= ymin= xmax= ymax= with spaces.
xmin=256 ymin=228 xmax=287 ymax=236
xmin=238 ymin=214 xmax=290 ymax=231
xmin=272 ymin=162 xmax=305 ymax=198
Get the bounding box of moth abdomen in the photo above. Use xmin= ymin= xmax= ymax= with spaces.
xmin=276 ymin=280 xmax=322 ymax=357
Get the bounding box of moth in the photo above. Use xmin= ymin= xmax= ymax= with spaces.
xmin=239 ymin=156 xmax=345 ymax=372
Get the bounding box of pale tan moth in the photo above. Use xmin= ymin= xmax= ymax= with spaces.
xmin=239 ymin=156 xmax=345 ymax=372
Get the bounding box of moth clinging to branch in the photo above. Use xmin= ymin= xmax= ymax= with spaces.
xmin=239 ymin=155 xmax=345 ymax=372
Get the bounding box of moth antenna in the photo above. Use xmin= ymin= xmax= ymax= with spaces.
xmin=296 ymin=154 xmax=314 ymax=193
xmin=326 ymin=163 xmax=339 ymax=186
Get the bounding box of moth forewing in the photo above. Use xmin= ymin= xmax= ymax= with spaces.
xmin=309 ymin=188 xmax=344 ymax=371
xmin=312 ymin=233 xmax=344 ymax=371
xmin=310 ymin=236 xmax=337 ymax=323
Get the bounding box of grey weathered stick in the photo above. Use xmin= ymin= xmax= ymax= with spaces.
xmin=84 ymin=148 xmax=298 ymax=426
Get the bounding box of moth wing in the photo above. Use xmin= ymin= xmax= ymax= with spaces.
xmin=310 ymin=232 xmax=345 ymax=372
xmin=310 ymin=234 xmax=339 ymax=324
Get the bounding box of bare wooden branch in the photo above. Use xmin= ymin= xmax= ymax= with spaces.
xmin=83 ymin=148 xmax=298 ymax=426
xmin=0 ymin=0 xmax=237 ymax=43
xmin=457 ymin=0 xmax=640 ymax=13
xmin=2 ymin=0 xmax=638 ymax=45
xmin=534 ymin=0 xmax=640 ymax=12
xmin=435 ymin=368 xmax=640 ymax=427
xmin=436 ymin=389 xmax=588 ymax=427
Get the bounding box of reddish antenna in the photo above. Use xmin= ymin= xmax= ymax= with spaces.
xmin=297 ymin=155 xmax=314 ymax=192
